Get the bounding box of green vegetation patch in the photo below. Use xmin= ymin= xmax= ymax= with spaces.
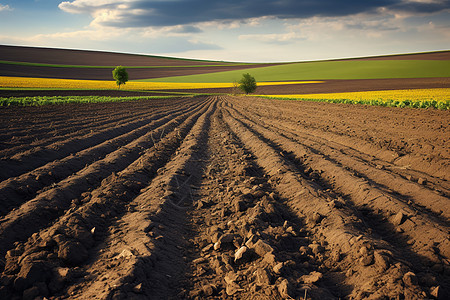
xmin=138 ymin=60 xmax=450 ymax=82
xmin=255 ymin=96 xmax=450 ymax=110
xmin=0 ymin=95 xmax=181 ymax=106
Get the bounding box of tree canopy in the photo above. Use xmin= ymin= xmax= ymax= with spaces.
xmin=238 ymin=73 xmax=257 ymax=94
xmin=112 ymin=66 xmax=128 ymax=89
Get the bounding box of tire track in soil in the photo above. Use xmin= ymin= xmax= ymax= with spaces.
xmin=0 ymin=98 xmax=211 ymax=261
xmin=0 ymin=98 xmax=195 ymax=180
xmin=0 ymin=99 xmax=206 ymax=217
xmin=221 ymin=98 xmax=432 ymax=299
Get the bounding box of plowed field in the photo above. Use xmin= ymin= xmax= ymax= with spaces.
xmin=0 ymin=96 xmax=448 ymax=300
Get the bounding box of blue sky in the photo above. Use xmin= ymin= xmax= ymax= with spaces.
xmin=0 ymin=0 xmax=449 ymax=62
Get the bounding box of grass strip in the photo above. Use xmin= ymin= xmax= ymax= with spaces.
xmin=142 ymin=60 xmax=450 ymax=82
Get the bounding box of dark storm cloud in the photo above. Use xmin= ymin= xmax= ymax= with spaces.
xmin=60 ymin=0 xmax=450 ymax=28
xmin=106 ymin=0 xmax=397 ymax=27
xmin=391 ymin=0 xmax=450 ymax=14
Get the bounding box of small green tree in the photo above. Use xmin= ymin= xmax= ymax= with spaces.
xmin=112 ymin=66 xmax=128 ymax=89
xmin=238 ymin=73 xmax=257 ymax=94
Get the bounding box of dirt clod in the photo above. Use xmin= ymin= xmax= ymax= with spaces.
xmin=392 ymin=211 xmax=407 ymax=226
xmin=403 ymin=271 xmax=418 ymax=286
xmin=301 ymin=271 xmax=323 ymax=284
xmin=277 ymin=278 xmax=293 ymax=299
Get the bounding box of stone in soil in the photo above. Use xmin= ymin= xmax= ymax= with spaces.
xmin=277 ymin=278 xmax=293 ymax=299
xmin=253 ymin=239 xmax=274 ymax=257
xmin=301 ymin=271 xmax=323 ymax=284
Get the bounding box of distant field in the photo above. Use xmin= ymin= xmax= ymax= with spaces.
xmin=0 ymin=46 xmax=449 ymax=103
xmin=0 ymin=45 xmax=275 ymax=80
xmin=139 ymin=60 xmax=450 ymax=82
xmin=0 ymin=45 xmax=235 ymax=66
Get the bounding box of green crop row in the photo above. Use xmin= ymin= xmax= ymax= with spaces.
xmin=256 ymin=96 xmax=450 ymax=110
xmin=0 ymin=95 xmax=181 ymax=106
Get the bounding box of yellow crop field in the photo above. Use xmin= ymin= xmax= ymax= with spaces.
xmin=263 ymin=88 xmax=450 ymax=101
xmin=258 ymin=88 xmax=450 ymax=109
xmin=0 ymin=76 xmax=321 ymax=90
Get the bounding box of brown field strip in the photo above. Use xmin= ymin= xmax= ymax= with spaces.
xmin=0 ymin=63 xmax=276 ymax=80
xmin=0 ymin=96 xmax=448 ymax=299
xmin=0 ymin=45 xmax=232 ymax=66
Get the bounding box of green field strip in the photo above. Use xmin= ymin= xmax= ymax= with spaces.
xmin=0 ymin=95 xmax=187 ymax=106
xmin=0 ymin=60 xmax=253 ymax=69
xmin=136 ymin=60 xmax=450 ymax=82
xmin=254 ymin=95 xmax=450 ymax=110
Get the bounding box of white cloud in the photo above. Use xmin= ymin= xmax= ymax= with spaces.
xmin=239 ymin=32 xmax=304 ymax=43
xmin=0 ymin=4 xmax=12 ymax=12
xmin=58 ymin=0 xmax=128 ymax=14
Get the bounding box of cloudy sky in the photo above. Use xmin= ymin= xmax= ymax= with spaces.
xmin=0 ymin=0 xmax=449 ymax=62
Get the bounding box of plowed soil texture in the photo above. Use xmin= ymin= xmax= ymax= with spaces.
xmin=0 ymin=96 xmax=449 ymax=300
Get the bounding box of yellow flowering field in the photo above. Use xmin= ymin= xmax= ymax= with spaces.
xmin=258 ymin=88 xmax=450 ymax=109
xmin=261 ymin=88 xmax=449 ymax=101
xmin=0 ymin=76 xmax=322 ymax=90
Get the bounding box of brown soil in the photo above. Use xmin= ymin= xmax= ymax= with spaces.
xmin=346 ymin=51 xmax=450 ymax=61
xmin=0 ymin=96 xmax=448 ymax=299
xmin=0 ymin=63 xmax=277 ymax=80
xmin=0 ymin=45 xmax=233 ymax=66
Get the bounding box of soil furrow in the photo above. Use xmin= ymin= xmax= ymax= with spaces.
xmin=243 ymin=105 xmax=450 ymax=197
xmin=225 ymin=102 xmax=450 ymax=265
xmin=46 ymin=98 xmax=216 ymax=299
xmin=231 ymin=97 xmax=450 ymax=181
xmin=180 ymin=104 xmax=344 ymax=299
xmin=0 ymin=99 xmax=215 ymax=299
xmin=0 ymin=95 xmax=448 ymax=299
xmin=0 ymin=98 xmax=196 ymax=180
xmin=0 ymin=98 xmax=191 ymax=162
xmin=0 ymin=107 xmax=143 ymax=153
xmin=0 ymin=97 xmax=180 ymax=138
xmin=0 ymin=99 xmax=207 ymax=217
xmin=0 ymin=99 xmax=210 ymax=261
xmin=222 ymin=100 xmax=431 ymax=299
